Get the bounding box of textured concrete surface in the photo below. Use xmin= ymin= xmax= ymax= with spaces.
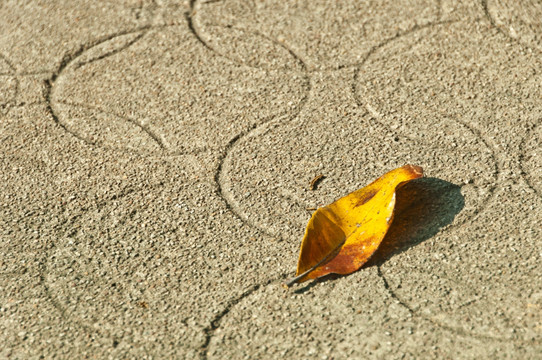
xmin=0 ymin=1 xmax=541 ymax=359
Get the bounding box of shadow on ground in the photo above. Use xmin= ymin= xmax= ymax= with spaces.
xmin=366 ymin=177 xmax=464 ymax=267
xmin=294 ymin=177 xmax=464 ymax=293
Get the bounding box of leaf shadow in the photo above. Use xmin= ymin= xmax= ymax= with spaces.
xmin=293 ymin=177 xmax=464 ymax=293
xmin=365 ymin=177 xmax=465 ymax=267
xmin=293 ymin=273 xmax=342 ymax=294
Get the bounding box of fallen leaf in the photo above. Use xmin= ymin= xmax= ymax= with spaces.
xmin=285 ymin=164 xmax=423 ymax=286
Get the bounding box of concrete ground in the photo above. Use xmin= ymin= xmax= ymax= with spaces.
xmin=0 ymin=0 xmax=541 ymax=358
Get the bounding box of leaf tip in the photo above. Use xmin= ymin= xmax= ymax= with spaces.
xmin=404 ymin=164 xmax=424 ymax=178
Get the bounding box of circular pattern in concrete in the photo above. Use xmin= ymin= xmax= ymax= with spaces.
xmin=2 ymin=1 xmax=542 ymax=357
xmin=382 ymin=263 xmax=541 ymax=342
xmin=0 ymin=1 xmax=154 ymax=72
xmin=43 ymin=181 xmax=290 ymax=356
xmin=205 ymin=269 xmax=533 ymax=359
xmin=51 ymin=24 xmax=308 ymax=154
xmin=194 ymin=0 xmax=440 ymax=70
xmin=355 ymin=20 xmax=542 ymax=152
xmin=220 ymin=69 xmax=496 ymax=240
xmin=353 ymin=18 xmax=542 ymax=342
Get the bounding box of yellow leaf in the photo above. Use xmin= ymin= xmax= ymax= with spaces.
xmin=285 ymin=164 xmax=423 ymax=286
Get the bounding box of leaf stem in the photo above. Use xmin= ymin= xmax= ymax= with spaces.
xmin=282 ymin=237 xmax=345 ymax=288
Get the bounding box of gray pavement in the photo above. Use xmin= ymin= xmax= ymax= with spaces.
xmin=0 ymin=0 xmax=541 ymax=359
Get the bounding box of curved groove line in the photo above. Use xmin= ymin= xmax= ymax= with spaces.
xmin=213 ymin=72 xmax=312 ymax=239
xmin=201 ymin=0 xmax=224 ymax=4
xmin=451 ymin=117 xmax=500 ymax=224
xmin=187 ymin=0 xmax=243 ymax=65
xmin=481 ymin=0 xmax=510 ymax=33
xmin=360 ymin=109 xmax=499 ymax=229
xmin=188 ymin=0 xmax=308 ymax=72
xmin=4 ymin=3 xmax=383 ymax=355
xmin=252 ymin=27 xmax=309 ymax=71
xmin=211 ymin=27 xmax=311 ymax=237
xmin=352 ymin=19 xmax=501 ymax=228
xmin=0 ymin=52 xmax=20 ymax=114
xmin=39 ymin=181 xmax=166 ymax=337
xmin=73 ymin=32 xmax=148 ymax=70
xmin=482 ymin=0 xmax=542 ymax=54
xmin=0 ymin=70 xmax=51 ymax=76
xmin=352 ymin=18 xmax=458 ymax=93
xmin=50 ymin=26 xmax=153 ymax=84
xmin=45 ymin=26 xmax=153 ymax=146
xmin=199 ymin=275 xmax=287 ymax=359
xmin=353 ymin=18 xmax=510 ymax=342
xmin=55 ymin=99 xmax=167 ymax=152
xmin=348 ymin=14 xmax=485 ymax=73
xmin=186 ymin=0 xmax=217 ymax=55
xmin=332 ymin=20 xmax=452 ymax=71
xmin=196 ymin=0 xmax=445 ymax=72
xmin=47 ymin=19 xmax=308 ymax=156
xmin=377 ymin=266 xmax=539 ymax=344
xmin=369 ymin=111 xmax=500 ymax=229
xmin=11 ymin=101 xmax=47 ymax=109
xmin=213 ymin=120 xmax=283 ymax=239
xmin=0 ymin=52 xmax=17 ymax=72
xmin=519 ymin=119 xmax=542 ymax=198
xmin=351 ymin=19 xmax=458 ymax=110
xmin=482 ymin=1 xmax=520 ymax=41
